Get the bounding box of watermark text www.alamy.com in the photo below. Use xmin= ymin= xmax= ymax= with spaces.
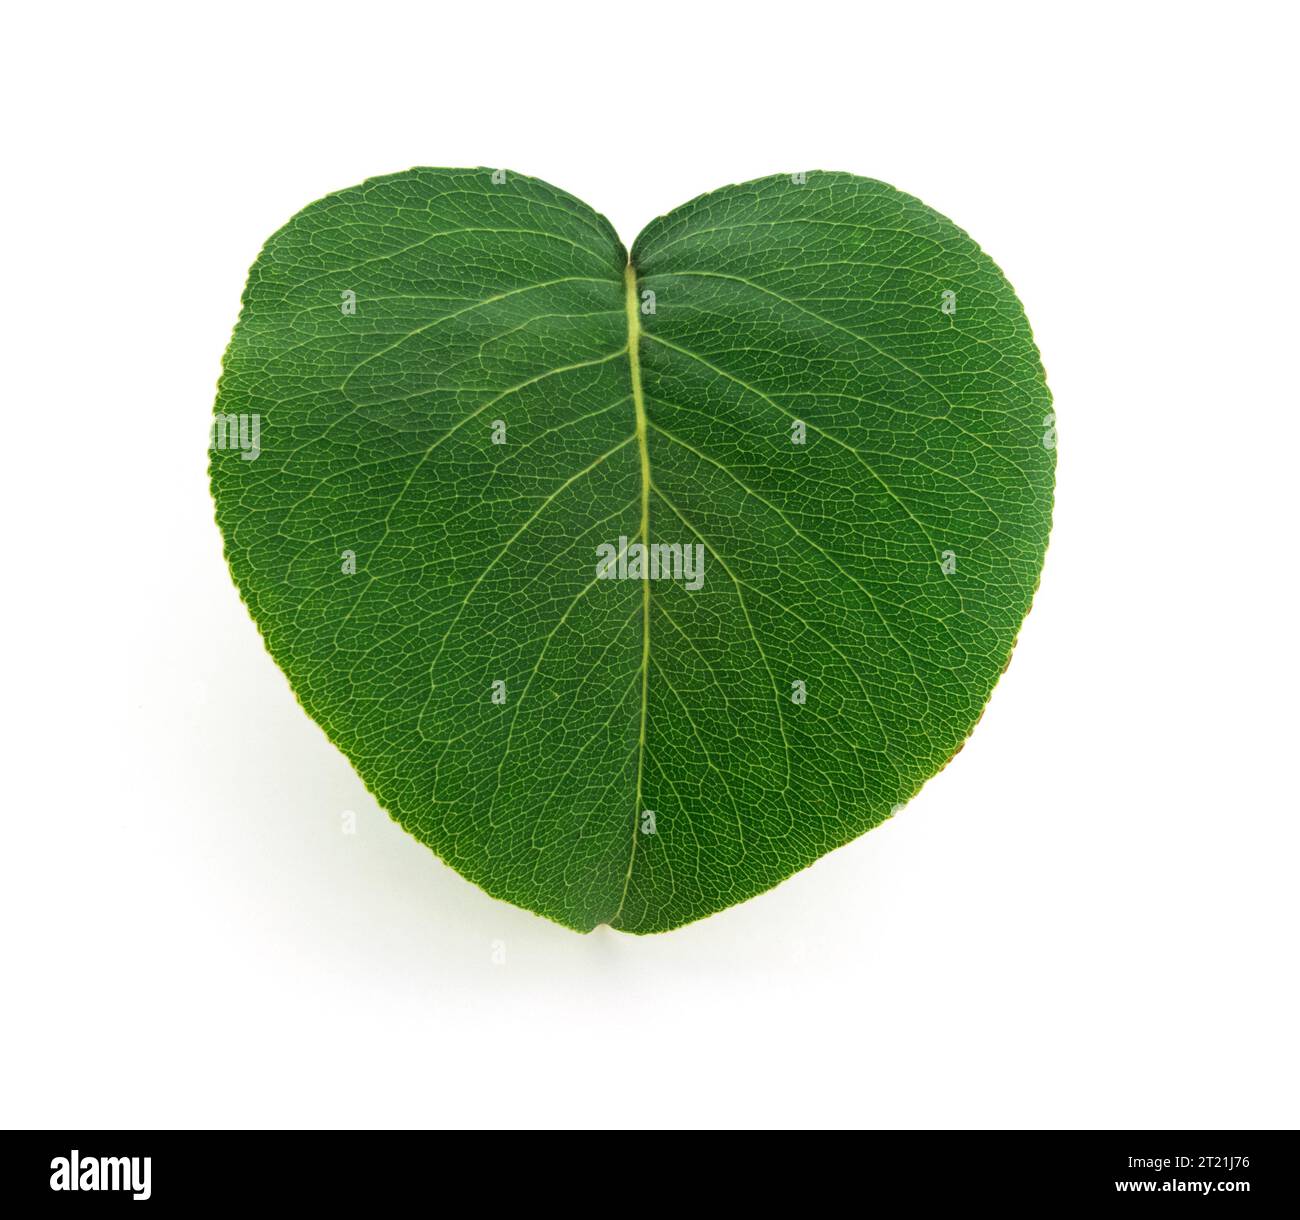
xmin=596 ymin=537 xmax=705 ymax=591
xmin=50 ymin=1149 xmax=151 ymax=1200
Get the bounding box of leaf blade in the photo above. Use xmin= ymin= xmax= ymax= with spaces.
xmin=212 ymin=168 xmax=1053 ymax=933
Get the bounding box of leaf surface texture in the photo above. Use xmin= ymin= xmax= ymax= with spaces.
xmin=212 ymin=169 xmax=1054 ymax=932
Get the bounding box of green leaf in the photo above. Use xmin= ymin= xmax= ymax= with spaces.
xmin=212 ymin=168 xmax=1054 ymax=933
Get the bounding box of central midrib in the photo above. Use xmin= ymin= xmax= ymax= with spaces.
xmin=611 ymin=259 xmax=651 ymax=926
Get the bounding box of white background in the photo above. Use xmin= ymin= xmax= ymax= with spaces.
xmin=2 ymin=1 xmax=1296 ymax=1129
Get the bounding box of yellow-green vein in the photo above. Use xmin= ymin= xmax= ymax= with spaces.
xmin=612 ymin=261 xmax=651 ymax=925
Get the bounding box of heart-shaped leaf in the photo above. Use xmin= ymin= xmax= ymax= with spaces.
xmin=212 ymin=169 xmax=1054 ymax=932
